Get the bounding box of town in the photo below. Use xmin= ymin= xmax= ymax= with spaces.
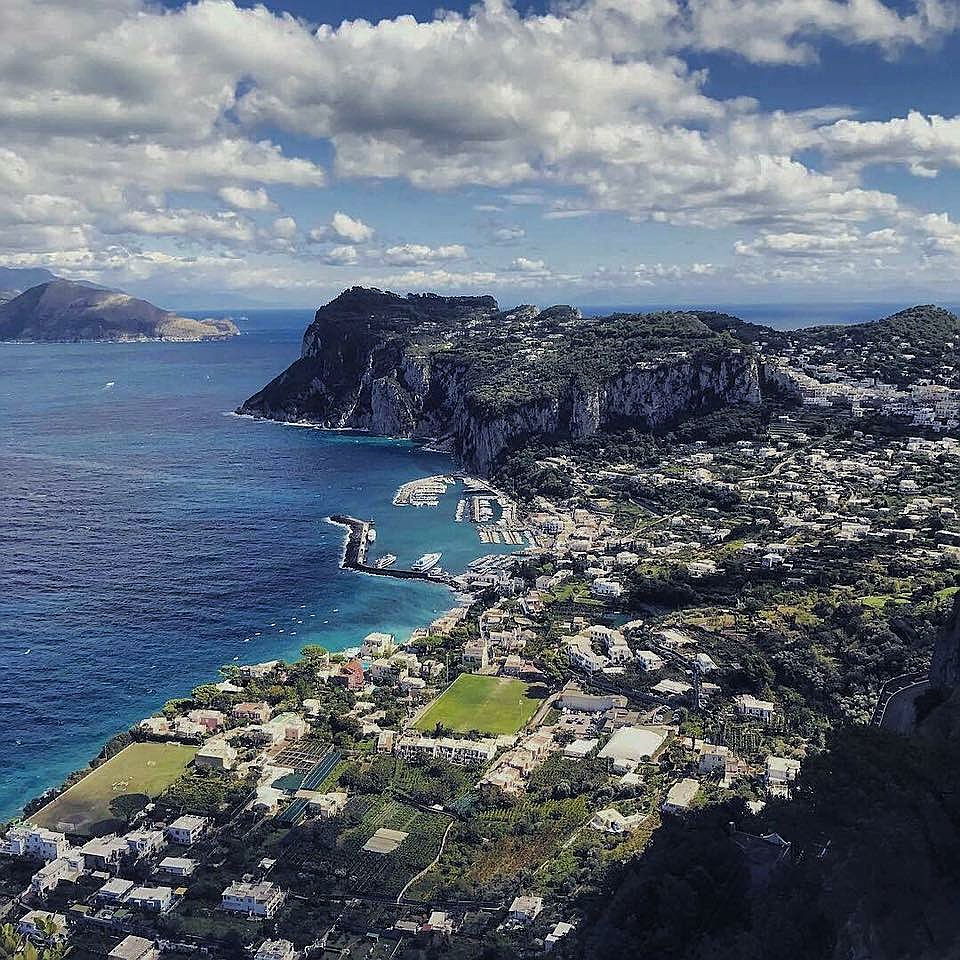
xmin=3 ymin=388 xmax=958 ymax=960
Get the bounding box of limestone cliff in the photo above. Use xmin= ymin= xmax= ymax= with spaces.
xmin=930 ymin=593 xmax=960 ymax=690
xmin=239 ymin=287 xmax=761 ymax=474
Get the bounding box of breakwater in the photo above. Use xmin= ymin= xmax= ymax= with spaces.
xmin=328 ymin=515 xmax=458 ymax=587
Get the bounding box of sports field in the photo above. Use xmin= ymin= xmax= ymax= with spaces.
xmin=32 ymin=741 xmax=197 ymax=835
xmin=415 ymin=674 xmax=543 ymax=735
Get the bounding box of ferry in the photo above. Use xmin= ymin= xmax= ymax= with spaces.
xmin=411 ymin=552 xmax=442 ymax=572
xmin=375 ymin=553 xmax=397 ymax=569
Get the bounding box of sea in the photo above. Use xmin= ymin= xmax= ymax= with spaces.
xmin=0 ymin=299 xmax=949 ymax=822
xmin=0 ymin=309 xmax=515 ymax=822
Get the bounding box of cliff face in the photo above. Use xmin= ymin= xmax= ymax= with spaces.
xmin=930 ymin=594 xmax=960 ymax=690
xmin=239 ymin=287 xmax=761 ymax=474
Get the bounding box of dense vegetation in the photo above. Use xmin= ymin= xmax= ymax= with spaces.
xmin=568 ymin=714 xmax=960 ymax=960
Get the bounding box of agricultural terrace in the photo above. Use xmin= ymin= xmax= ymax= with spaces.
xmin=414 ymin=673 xmax=544 ymax=735
xmin=32 ymin=742 xmax=197 ymax=835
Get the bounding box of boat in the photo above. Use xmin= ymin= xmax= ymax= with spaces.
xmin=376 ymin=553 xmax=397 ymax=569
xmin=411 ymin=552 xmax=442 ymax=572
xmin=367 ymin=528 xmax=377 ymax=542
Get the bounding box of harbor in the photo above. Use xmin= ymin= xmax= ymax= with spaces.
xmin=397 ymin=473 xmax=541 ymax=547
xmin=328 ymin=515 xmax=458 ymax=586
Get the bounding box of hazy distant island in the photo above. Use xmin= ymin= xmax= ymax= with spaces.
xmin=0 ymin=275 xmax=239 ymax=343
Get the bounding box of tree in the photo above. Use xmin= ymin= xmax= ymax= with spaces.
xmin=0 ymin=920 xmax=67 ymax=960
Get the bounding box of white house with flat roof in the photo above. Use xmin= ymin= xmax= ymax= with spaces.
xmin=128 ymin=886 xmax=173 ymax=913
xmin=165 ymin=815 xmax=208 ymax=846
xmin=508 ymin=895 xmax=543 ymax=923
xmin=108 ymin=937 xmax=159 ymax=960
xmin=734 ymin=694 xmax=775 ymax=723
xmin=18 ymin=910 xmax=67 ymax=942
xmin=29 ymin=853 xmax=83 ymax=896
xmin=159 ymin=856 xmax=197 ymax=877
xmin=661 ymin=778 xmax=700 ymax=815
xmin=2 ymin=824 xmax=69 ymax=862
xmin=97 ymin=878 xmax=135 ymax=903
xmin=125 ymin=829 xmax=165 ymax=858
xmin=546 ymin=922 xmax=574 ymax=951
xmin=254 ymin=941 xmax=295 ymax=960
xmin=598 ymin=726 xmax=666 ymax=772
xmin=222 ymin=880 xmax=284 ymax=917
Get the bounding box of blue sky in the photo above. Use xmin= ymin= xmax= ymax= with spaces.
xmin=2 ymin=0 xmax=960 ymax=309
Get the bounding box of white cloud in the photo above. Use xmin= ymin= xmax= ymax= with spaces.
xmin=735 ymin=228 xmax=903 ymax=257
xmin=509 ymin=257 xmax=547 ymax=272
xmin=490 ymin=226 xmax=526 ymax=243
xmin=382 ymin=243 xmax=468 ymax=266
xmin=818 ymin=111 xmax=960 ymax=178
xmin=331 ymin=211 xmax=374 ymax=243
xmin=685 ymin=0 xmax=957 ymax=65
xmin=272 ymin=216 xmax=298 ymax=240
xmin=0 ymin=0 xmax=957 ymax=297
xmin=218 ymin=186 xmax=276 ymax=210
xmin=111 ymin=208 xmax=256 ymax=245
xmin=323 ymin=245 xmax=360 ymax=265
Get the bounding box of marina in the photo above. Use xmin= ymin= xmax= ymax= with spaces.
xmin=327 ymin=516 xmax=457 ymax=586
xmin=393 ymin=474 xmax=454 ymax=506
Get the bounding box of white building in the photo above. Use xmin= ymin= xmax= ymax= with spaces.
xmin=125 ymin=830 xmax=166 ymax=858
xmin=307 ymin=792 xmax=348 ymax=820
xmin=222 ymin=880 xmax=284 ymax=918
xmin=97 ymin=878 xmax=135 ymax=903
xmin=165 ymin=815 xmax=208 ymax=846
xmin=766 ymin=755 xmax=802 ymax=799
xmin=2 ymin=824 xmax=69 ymax=862
xmin=545 ymin=922 xmax=575 ymax=951
xmin=108 ymin=937 xmax=158 ymax=960
xmin=159 ymin=856 xmax=197 ymax=877
xmin=195 ymin=739 xmax=238 ymax=772
xmin=254 ymin=941 xmax=295 ymax=960
xmin=29 ymin=854 xmax=83 ymax=896
xmin=508 ymin=895 xmax=543 ymax=923
xmin=590 ymin=578 xmax=623 ymax=600
xmin=661 ymin=778 xmax=700 ymax=815
xmin=635 ymin=649 xmax=665 ymax=672
xmin=18 ymin=910 xmax=66 ymax=942
xmin=734 ymin=694 xmax=775 ymax=723
xmin=598 ymin=726 xmax=666 ymax=773
xmin=127 ymin=886 xmax=173 ymax=913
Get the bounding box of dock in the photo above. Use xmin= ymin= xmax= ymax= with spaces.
xmin=327 ymin=515 xmax=458 ymax=586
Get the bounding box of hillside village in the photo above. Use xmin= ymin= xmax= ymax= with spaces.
xmin=3 ymin=396 xmax=959 ymax=960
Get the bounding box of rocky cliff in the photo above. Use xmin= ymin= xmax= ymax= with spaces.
xmin=0 ymin=279 xmax=239 ymax=342
xmin=239 ymin=287 xmax=761 ymax=474
xmin=930 ymin=593 xmax=960 ymax=690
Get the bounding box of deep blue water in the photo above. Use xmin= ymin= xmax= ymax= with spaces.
xmin=0 ymin=311 xmax=513 ymax=821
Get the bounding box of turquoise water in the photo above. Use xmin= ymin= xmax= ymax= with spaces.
xmin=0 ymin=311 xmax=512 ymax=821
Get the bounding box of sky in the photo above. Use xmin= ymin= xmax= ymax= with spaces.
xmin=3 ymin=0 xmax=960 ymax=309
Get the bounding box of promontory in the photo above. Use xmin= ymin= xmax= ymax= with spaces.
xmin=0 ymin=279 xmax=239 ymax=342
xmin=237 ymin=286 xmax=761 ymax=474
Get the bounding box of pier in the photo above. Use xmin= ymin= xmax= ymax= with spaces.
xmin=327 ymin=515 xmax=458 ymax=587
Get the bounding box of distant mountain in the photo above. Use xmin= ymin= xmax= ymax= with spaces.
xmin=0 ymin=279 xmax=239 ymax=342
xmin=0 ymin=266 xmax=60 ymax=304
